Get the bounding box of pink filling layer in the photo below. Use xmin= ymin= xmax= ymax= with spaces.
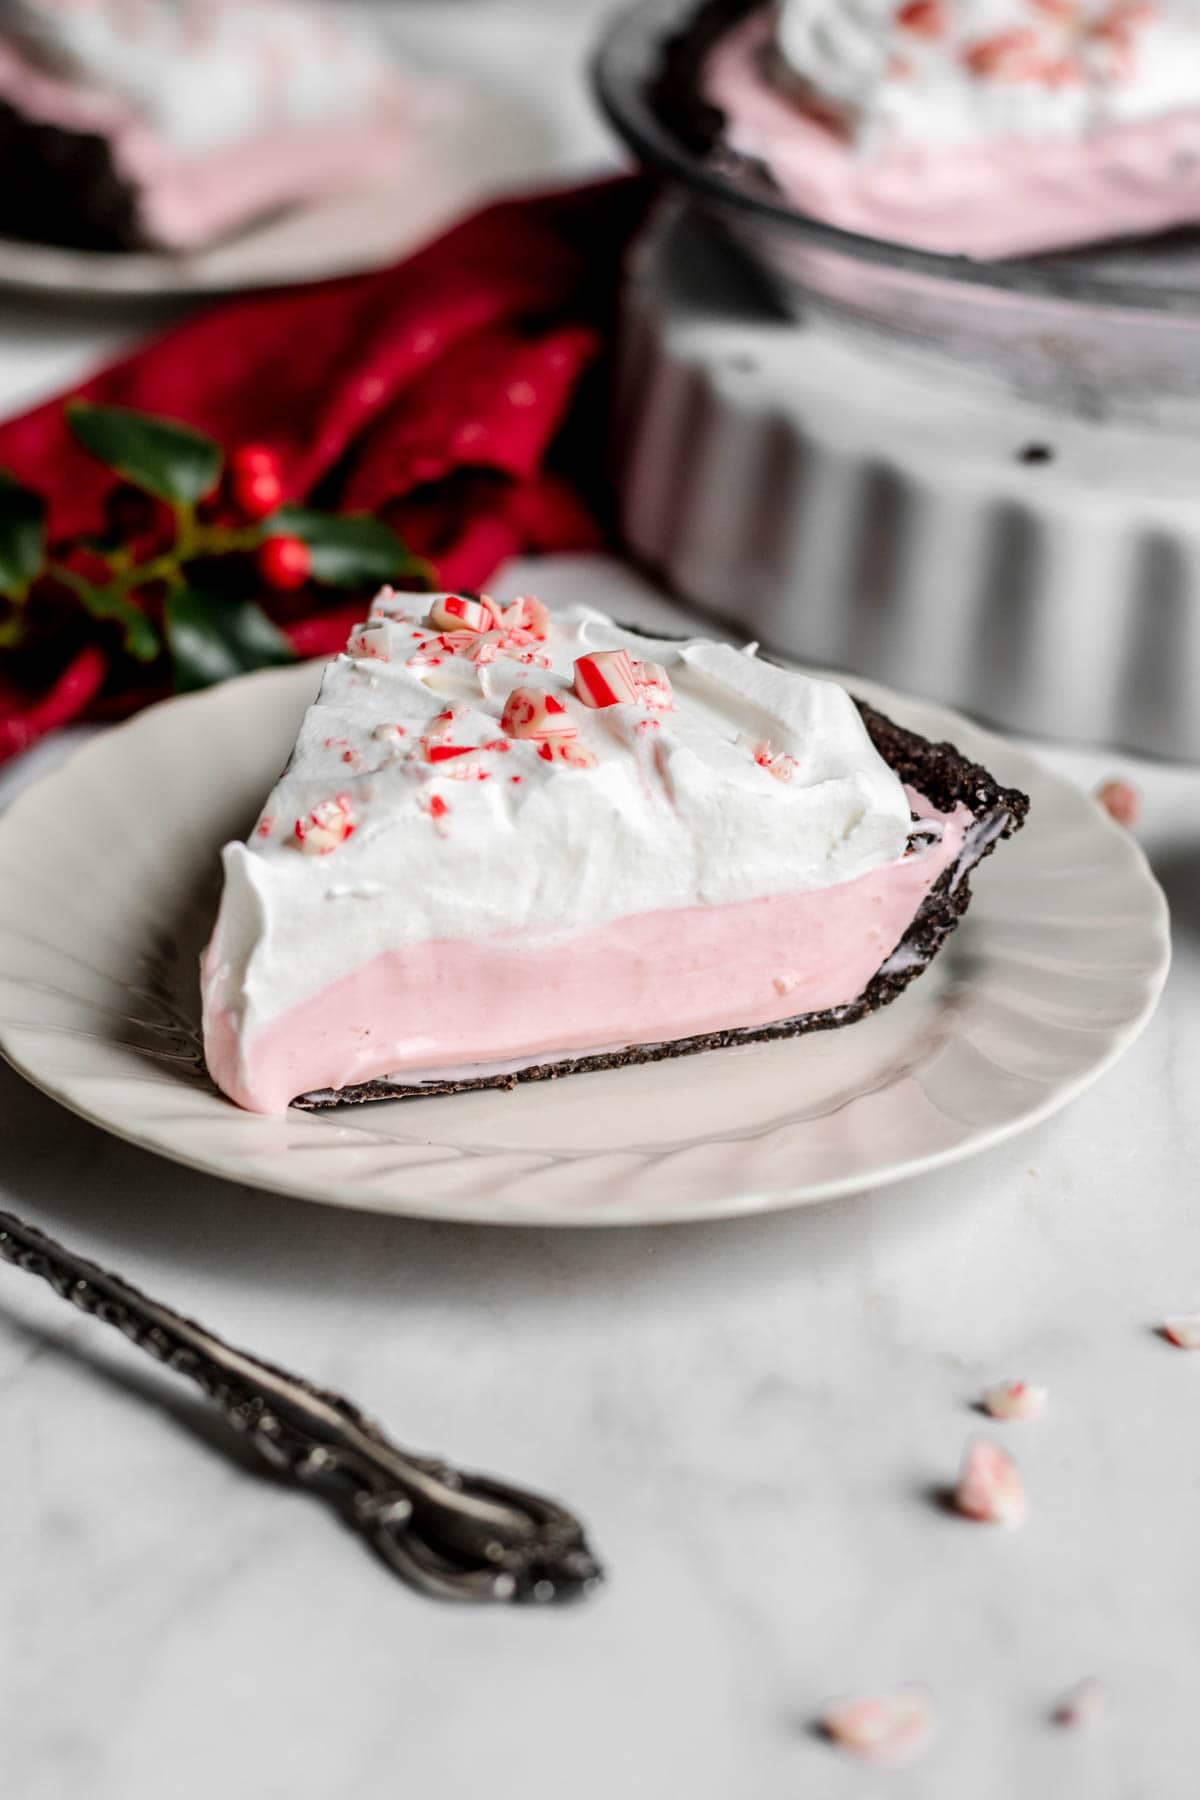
xmin=0 ymin=41 xmax=416 ymax=249
xmin=704 ymin=11 xmax=1200 ymax=258
xmin=204 ymin=802 xmax=969 ymax=1115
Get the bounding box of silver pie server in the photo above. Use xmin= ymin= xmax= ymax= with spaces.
xmin=0 ymin=1207 xmax=603 ymax=1605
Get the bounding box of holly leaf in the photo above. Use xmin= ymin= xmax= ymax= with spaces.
xmin=0 ymin=470 xmax=46 ymax=601
xmin=47 ymin=563 xmax=161 ymax=663
xmin=165 ymin=586 xmax=296 ymax=693
xmin=66 ymin=401 xmax=223 ymax=508
xmin=268 ymin=506 xmax=425 ymax=588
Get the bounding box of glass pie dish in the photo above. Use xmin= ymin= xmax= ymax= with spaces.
xmin=593 ymin=0 xmax=1200 ymax=423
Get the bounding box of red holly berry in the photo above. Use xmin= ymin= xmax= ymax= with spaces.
xmin=258 ymin=535 xmax=311 ymax=591
xmin=233 ymin=444 xmax=278 ymax=474
xmin=230 ymin=445 xmax=284 ymax=520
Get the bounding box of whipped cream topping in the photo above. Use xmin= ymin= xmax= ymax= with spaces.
xmin=204 ymin=591 xmax=914 ymax=1049
xmin=3 ymin=0 xmax=398 ymax=152
xmin=772 ymin=0 xmax=1200 ymax=150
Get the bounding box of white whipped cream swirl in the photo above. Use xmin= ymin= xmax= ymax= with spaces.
xmin=773 ymin=0 xmax=1200 ymax=150
xmin=204 ymin=592 xmax=914 ymax=1037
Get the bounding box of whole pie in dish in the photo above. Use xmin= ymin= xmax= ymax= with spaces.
xmin=201 ymin=590 xmax=1029 ymax=1114
xmin=652 ymin=0 xmax=1200 ymax=258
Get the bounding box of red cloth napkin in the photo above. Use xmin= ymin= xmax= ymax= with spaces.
xmin=0 ymin=176 xmax=649 ymax=764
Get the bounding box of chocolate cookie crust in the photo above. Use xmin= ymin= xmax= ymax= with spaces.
xmin=649 ymin=0 xmax=768 ymax=164
xmin=0 ymin=103 xmax=145 ymax=250
xmin=293 ymin=701 xmax=1029 ymax=1111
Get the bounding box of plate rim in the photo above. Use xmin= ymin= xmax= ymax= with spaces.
xmin=0 ymin=659 xmax=1172 ymax=1227
xmin=0 ymin=86 xmax=550 ymax=299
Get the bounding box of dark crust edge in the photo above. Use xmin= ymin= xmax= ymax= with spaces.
xmin=0 ymin=101 xmax=147 ymax=251
xmin=647 ymin=0 xmax=781 ymax=191
xmin=292 ymin=700 xmax=1030 ymax=1111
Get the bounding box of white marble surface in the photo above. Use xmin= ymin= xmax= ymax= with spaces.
xmin=2 ymin=5 xmax=1200 ymax=1797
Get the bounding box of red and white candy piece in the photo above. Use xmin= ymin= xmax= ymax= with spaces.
xmin=962 ymin=26 xmax=1052 ymax=82
xmin=632 ymin=659 xmax=674 ymax=710
xmin=501 ymin=687 xmax=577 ymax=741
xmin=1053 ymin=1677 xmax=1109 ymax=1730
xmin=1095 ymin=778 xmax=1140 ymax=828
xmin=738 ymin=734 xmax=798 ymax=784
xmin=423 ymin=742 xmax=478 ymax=766
xmin=426 ymin=594 xmax=496 ymax=635
xmin=954 ymin=1437 xmax=1027 ymax=1526
xmin=820 ymin=1685 xmax=936 ymax=1765
xmin=423 ymin=706 xmax=468 ymax=743
xmin=980 ymin=1380 xmax=1048 ymax=1422
xmin=573 ymin=649 xmax=639 ymax=709
xmin=1162 ymin=1314 xmax=1200 ymax=1350
xmin=369 ymin=585 xmax=402 ymax=617
xmin=496 ymin=594 xmax=550 ymax=642
xmin=439 ymin=755 xmax=489 ymax=782
xmin=293 ymin=794 xmax=356 ymax=855
xmin=347 ymin=621 xmax=389 ymax=661
xmin=895 ymin=0 xmax=946 ymax=37
xmin=537 ymin=738 xmax=598 ymax=771
xmin=372 ymin=723 xmax=407 ymax=748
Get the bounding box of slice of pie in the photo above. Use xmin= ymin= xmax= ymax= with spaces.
xmin=0 ymin=0 xmax=445 ymax=253
xmin=201 ymin=590 xmax=1028 ymax=1114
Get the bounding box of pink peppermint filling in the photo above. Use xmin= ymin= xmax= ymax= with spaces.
xmin=204 ymin=795 xmax=968 ymax=1113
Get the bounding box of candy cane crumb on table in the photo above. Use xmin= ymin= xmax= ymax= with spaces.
xmin=980 ymin=1379 xmax=1049 ymax=1421
xmin=954 ymin=1438 xmax=1028 ymax=1527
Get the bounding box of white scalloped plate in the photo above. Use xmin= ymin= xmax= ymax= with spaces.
xmin=0 ymin=662 xmax=1170 ymax=1225
xmin=0 ymin=88 xmax=549 ymax=297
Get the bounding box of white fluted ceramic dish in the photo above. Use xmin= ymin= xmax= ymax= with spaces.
xmin=0 ymin=89 xmax=549 ymax=297
xmin=0 ymin=662 xmax=1169 ymax=1226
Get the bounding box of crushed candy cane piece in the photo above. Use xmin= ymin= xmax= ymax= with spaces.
xmin=372 ymin=724 xmax=407 ymax=747
xmin=497 ymin=594 xmax=550 ymax=641
xmin=820 ymin=1685 xmax=936 ymax=1765
xmin=539 ymin=738 xmax=599 ymax=771
xmin=1095 ymin=778 xmax=1140 ymax=828
xmin=981 ymin=1380 xmax=1048 ymax=1421
xmin=896 ymin=0 xmax=946 ymax=37
xmin=426 ymin=594 xmax=495 ymax=635
xmin=347 ymin=621 xmax=389 ymax=661
xmin=1162 ymin=1314 xmax=1200 ymax=1350
xmin=294 ymin=795 xmax=356 ymax=855
xmin=501 ymin=687 xmax=577 ymax=741
xmin=574 ymin=649 xmax=639 ymax=709
xmin=424 ymin=743 xmax=476 ymax=764
xmin=424 ymin=706 xmax=468 ymax=744
xmin=738 ymin=734 xmax=798 ymax=784
xmin=962 ymin=26 xmax=1045 ymax=80
xmin=632 ymin=659 xmax=674 ymax=710
xmin=1054 ymin=1677 xmax=1109 ymax=1729
xmin=954 ymin=1438 xmax=1026 ymax=1526
xmin=773 ymin=973 xmax=798 ymax=996
xmin=441 ymin=756 xmax=489 ymax=782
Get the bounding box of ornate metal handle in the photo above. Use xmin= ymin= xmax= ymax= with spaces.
xmin=0 ymin=1208 xmax=602 ymax=1605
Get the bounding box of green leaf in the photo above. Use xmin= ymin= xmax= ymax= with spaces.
xmin=165 ymin=586 xmax=296 ymax=694
xmin=66 ymin=401 xmax=222 ymax=507
xmin=48 ymin=562 xmax=161 ymax=663
xmin=268 ymin=506 xmax=423 ymax=588
xmin=0 ymin=470 xmax=46 ymax=601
